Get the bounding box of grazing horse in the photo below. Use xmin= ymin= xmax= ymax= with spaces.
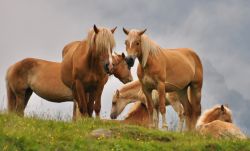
xmin=5 ymin=52 xmax=132 ymax=117
xmin=61 ymin=25 xmax=119 ymax=117
xmin=123 ymin=28 xmax=203 ymax=130
xmin=196 ymin=105 xmax=247 ymax=139
xmin=110 ymin=80 xmax=184 ymax=131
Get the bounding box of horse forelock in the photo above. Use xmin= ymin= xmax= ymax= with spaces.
xmin=87 ymin=28 xmax=116 ymax=56
xmin=197 ymin=105 xmax=232 ymax=127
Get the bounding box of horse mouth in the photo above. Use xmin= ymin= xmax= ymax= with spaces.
xmin=110 ymin=113 xmax=117 ymax=119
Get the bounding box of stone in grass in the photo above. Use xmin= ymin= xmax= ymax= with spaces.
xmin=90 ymin=128 xmax=112 ymax=139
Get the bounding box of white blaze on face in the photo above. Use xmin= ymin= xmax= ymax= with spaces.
xmin=108 ymin=45 xmax=113 ymax=71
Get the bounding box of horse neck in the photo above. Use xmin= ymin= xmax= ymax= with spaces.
xmin=197 ymin=109 xmax=220 ymax=126
xmin=138 ymin=35 xmax=163 ymax=67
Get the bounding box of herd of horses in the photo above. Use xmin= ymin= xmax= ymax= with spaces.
xmin=5 ymin=25 xmax=247 ymax=139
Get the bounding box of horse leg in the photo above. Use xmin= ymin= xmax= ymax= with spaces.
xmin=167 ymin=92 xmax=185 ymax=132
xmin=177 ymin=88 xmax=192 ymax=131
xmin=93 ymin=82 xmax=105 ymax=118
xmin=15 ymin=92 xmax=26 ymax=116
xmin=24 ymin=88 xmax=33 ymax=108
xmin=73 ymin=80 xmax=88 ymax=117
xmin=157 ymin=82 xmax=167 ymax=130
xmin=189 ymin=81 xmax=202 ymax=129
xmin=142 ymin=86 xmax=154 ymax=128
xmin=153 ymin=108 xmax=158 ymax=129
xmin=88 ymin=93 xmax=95 ymax=117
xmin=6 ymin=84 xmax=16 ymax=113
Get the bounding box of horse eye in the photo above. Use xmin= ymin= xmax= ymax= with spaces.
xmin=136 ymin=42 xmax=140 ymax=45
xmin=112 ymin=102 xmax=116 ymax=105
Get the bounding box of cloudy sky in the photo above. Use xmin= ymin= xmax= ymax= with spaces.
xmin=0 ymin=0 xmax=250 ymax=134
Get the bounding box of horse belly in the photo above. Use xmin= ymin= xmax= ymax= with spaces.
xmin=29 ymin=72 xmax=73 ymax=102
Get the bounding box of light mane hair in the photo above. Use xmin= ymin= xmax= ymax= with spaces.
xmin=118 ymin=81 xmax=145 ymax=101
xmin=87 ymin=27 xmax=115 ymax=55
xmin=196 ymin=105 xmax=232 ymax=127
xmin=128 ymin=30 xmax=162 ymax=67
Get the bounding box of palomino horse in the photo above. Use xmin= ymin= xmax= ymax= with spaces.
xmin=5 ymin=51 xmax=132 ymax=116
xmin=110 ymin=80 xmax=184 ymax=131
xmin=196 ymin=105 xmax=246 ymax=139
xmin=123 ymin=28 xmax=203 ymax=130
xmin=61 ymin=25 xmax=119 ymax=117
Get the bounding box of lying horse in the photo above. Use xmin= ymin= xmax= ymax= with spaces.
xmin=110 ymin=80 xmax=184 ymax=131
xmin=196 ymin=105 xmax=247 ymax=139
xmin=123 ymin=28 xmax=203 ymax=130
xmin=6 ymin=51 xmax=132 ymax=117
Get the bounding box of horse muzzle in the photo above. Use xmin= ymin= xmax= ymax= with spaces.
xmin=110 ymin=112 xmax=117 ymax=119
xmin=125 ymin=56 xmax=135 ymax=68
xmin=104 ymin=63 xmax=113 ymax=74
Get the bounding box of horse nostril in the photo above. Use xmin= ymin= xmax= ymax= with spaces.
xmin=110 ymin=113 xmax=117 ymax=119
xmin=104 ymin=63 xmax=110 ymax=73
xmin=125 ymin=57 xmax=135 ymax=67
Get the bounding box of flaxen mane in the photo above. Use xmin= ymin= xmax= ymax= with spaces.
xmin=196 ymin=105 xmax=232 ymax=127
xmin=87 ymin=27 xmax=115 ymax=55
xmin=128 ymin=30 xmax=161 ymax=67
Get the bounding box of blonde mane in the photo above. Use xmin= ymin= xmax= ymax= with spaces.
xmin=118 ymin=81 xmax=145 ymax=101
xmin=196 ymin=105 xmax=232 ymax=127
xmin=87 ymin=27 xmax=115 ymax=55
xmin=128 ymin=30 xmax=162 ymax=67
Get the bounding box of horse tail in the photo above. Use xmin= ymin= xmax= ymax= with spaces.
xmin=6 ymin=67 xmax=16 ymax=112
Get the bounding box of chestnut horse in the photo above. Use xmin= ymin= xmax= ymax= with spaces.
xmin=5 ymin=52 xmax=132 ymax=117
xmin=196 ymin=105 xmax=246 ymax=139
xmin=6 ymin=33 xmax=132 ymax=117
xmin=123 ymin=28 xmax=203 ymax=130
xmin=110 ymin=80 xmax=184 ymax=131
xmin=61 ymin=25 xmax=119 ymax=117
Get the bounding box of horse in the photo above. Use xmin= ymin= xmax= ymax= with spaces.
xmin=123 ymin=28 xmax=203 ymax=130
xmin=6 ymin=48 xmax=132 ymax=117
xmin=196 ymin=105 xmax=247 ymax=139
xmin=61 ymin=25 xmax=120 ymax=117
xmin=110 ymin=80 xmax=184 ymax=131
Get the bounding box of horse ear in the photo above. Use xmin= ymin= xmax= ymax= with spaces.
xmin=123 ymin=27 xmax=129 ymax=35
xmin=221 ymin=105 xmax=225 ymax=112
xmin=111 ymin=26 xmax=117 ymax=33
xmin=115 ymin=90 xmax=120 ymax=97
xmin=93 ymin=24 xmax=99 ymax=34
xmin=138 ymin=28 xmax=147 ymax=36
xmin=122 ymin=53 xmax=125 ymax=59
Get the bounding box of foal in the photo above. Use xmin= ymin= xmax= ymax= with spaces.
xmin=196 ymin=105 xmax=246 ymax=139
xmin=110 ymin=80 xmax=184 ymax=131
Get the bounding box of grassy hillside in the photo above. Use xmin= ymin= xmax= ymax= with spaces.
xmin=0 ymin=113 xmax=249 ymax=151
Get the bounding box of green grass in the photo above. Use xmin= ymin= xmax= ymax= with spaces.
xmin=0 ymin=113 xmax=249 ymax=151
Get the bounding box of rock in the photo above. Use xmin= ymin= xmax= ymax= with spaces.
xmin=90 ymin=128 xmax=112 ymax=139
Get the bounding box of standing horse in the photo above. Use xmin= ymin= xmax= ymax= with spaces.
xmin=61 ymin=25 xmax=118 ymax=117
xmin=110 ymin=80 xmax=184 ymax=131
xmin=196 ymin=105 xmax=247 ymax=139
xmin=123 ymin=28 xmax=203 ymax=130
xmin=5 ymin=52 xmax=132 ymax=117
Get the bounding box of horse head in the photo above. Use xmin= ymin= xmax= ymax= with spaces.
xmin=90 ymin=24 xmax=117 ymax=74
xmin=123 ymin=27 xmax=147 ymax=68
xmin=111 ymin=52 xmax=133 ymax=84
